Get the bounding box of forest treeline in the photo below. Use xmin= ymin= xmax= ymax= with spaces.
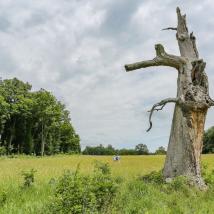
xmin=0 ymin=78 xmax=80 ymax=156
xmin=203 ymin=126 xmax=214 ymax=153
xmin=0 ymin=78 xmax=213 ymax=157
xmin=83 ymin=130 xmax=214 ymax=155
xmin=82 ymin=144 xmax=167 ymax=155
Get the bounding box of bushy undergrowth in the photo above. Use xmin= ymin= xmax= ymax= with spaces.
xmin=139 ymin=170 xmax=164 ymax=184
xmin=47 ymin=166 xmax=214 ymax=214
xmin=21 ymin=169 xmax=37 ymax=188
xmin=0 ymin=146 xmax=6 ymax=156
xmin=111 ymin=170 xmax=214 ymax=214
xmin=0 ymin=190 xmax=7 ymax=207
xmin=1 ymin=157 xmax=214 ymax=214
xmin=48 ymin=162 xmax=120 ymax=214
xmin=0 ymin=183 xmax=52 ymax=214
xmin=202 ymin=164 xmax=214 ymax=186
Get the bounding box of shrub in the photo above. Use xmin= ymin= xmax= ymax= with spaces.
xmin=92 ymin=162 xmax=118 ymax=212
xmin=201 ymin=163 xmax=214 ymax=186
xmin=21 ymin=169 xmax=37 ymax=187
xmin=0 ymin=190 xmax=7 ymax=206
xmin=51 ymin=170 xmax=96 ymax=214
xmin=0 ymin=146 xmax=6 ymax=156
xmin=111 ymin=172 xmax=204 ymax=213
xmin=49 ymin=162 xmax=119 ymax=214
xmin=204 ymin=169 xmax=214 ymax=186
xmin=94 ymin=161 xmax=111 ymax=175
xmin=139 ymin=170 xmax=164 ymax=184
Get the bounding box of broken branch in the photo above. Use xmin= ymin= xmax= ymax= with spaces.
xmin=162 ymin=27 xmax=177 ymax=31
xmin=147 ymin=98 xmax=178 ymax=132
xmin=177 ymin=7 xmax=188 ymax=34
xmin=209 ymin=98 xmax=214 ymax=106
xmin=190 ymin=32 xmax=199 ymax=58
xmin=125 ymin=44 xmax=186 ymax=72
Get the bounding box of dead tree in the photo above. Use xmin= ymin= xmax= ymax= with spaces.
xmin=125 ymin=7 xmax=214 ymax=187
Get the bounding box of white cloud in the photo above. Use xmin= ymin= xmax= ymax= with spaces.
xmin=1 ymin=0 xmax=214 ymax=151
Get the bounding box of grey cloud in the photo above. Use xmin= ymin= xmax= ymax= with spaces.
xmin=0 ymin=17 xmax=10 ymax=32
xmin=1 ymin=0 xmax=214 ymax=152
xmin=24 ymin=10 xmax=50 ymax=28
xmin=100 ymin=0 xmax=142 ymax=35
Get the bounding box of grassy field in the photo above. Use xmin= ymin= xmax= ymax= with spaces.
xmin=0 ymin=154 xmax=214 ymax=184
xmin=0 ymin=154 xmax=214 ymax=213
xmin=0 ymin=155 xmax=165 ymax=183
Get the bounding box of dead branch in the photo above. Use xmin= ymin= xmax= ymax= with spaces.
xmin=125 ymin=44 xmax=186 ymax=72
xmin=162 ymin=27 xmax=177 ymax=31
xmin=177 ymin=7 xmax=188 ymax=34
xmin=209 ymin=97 xmax=214 ymax=106
xmin=190 ymin=32 xmax=199 ymax=58
xmin=147 ymin=98 xmax=178 ymax=132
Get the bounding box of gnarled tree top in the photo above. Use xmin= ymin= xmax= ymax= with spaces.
xmin=124 ymin=7 xmax=214 ymax=132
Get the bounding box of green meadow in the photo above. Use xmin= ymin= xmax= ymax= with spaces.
xmin=0 ymin=155 xmax=214 ymax=213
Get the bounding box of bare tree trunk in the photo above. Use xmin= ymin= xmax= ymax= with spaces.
xmin=41 ymin=121 xmax=45 ymax=156
xmin=0 ymin=130 xmax=3 ymax=143
xmin=125 ymin=7 xmax=214 ymax=188
xmin=8 ymin=120 xmax=16 ymax=155
xmin=162 ymin=8 xmax=212 ymax=187
xmin=163 ymin=105 xmax=207 ymax=185
xmin=8 ymin=134 xmax=13 ymax=154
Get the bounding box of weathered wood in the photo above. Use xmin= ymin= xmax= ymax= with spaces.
xmin=162 ymin=27 xmax=177 ymax=31
xmin=147 ymin=98 xmax=179 ymax=132
xmin=125 ymin=7 xmax=214 ymax=188
xmin=125 ymin=44 xmax=186 ymax=71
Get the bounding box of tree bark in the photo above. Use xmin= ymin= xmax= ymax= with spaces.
xmin=163 ymin=8 xmax=213 ymax=187
xmin=125 ymin=7 xmax=214 ymax=188
xmin=41 ymin=121 xmax=45 ymax=156
xmin=8 ymin=119 xmax=16 ymax=155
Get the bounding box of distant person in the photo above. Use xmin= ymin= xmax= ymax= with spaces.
xmin=113 ymin=155 xmax=120 ymax=161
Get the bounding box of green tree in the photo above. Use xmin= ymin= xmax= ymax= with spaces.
xmin=32 ymin=89 xmax=80 ymax=155
xmin=155 ymin=146 xmax=166 ymax=155
xmin=203 ymin=127 xmax=214 ymax=154
xmin=32 ymin=89 xmax=61 ymax=156
xmin=0 ymin=78 xmax=80 ymax=156
xmin=0 ymin=78 xmax=32 ymax=154
xmin=135 ymin=144 xmax=149 ymax=155
xmin=0 ymin=95 xmax=9 ymax=143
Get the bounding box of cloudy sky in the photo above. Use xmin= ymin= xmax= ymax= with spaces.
xmin=1 ymin=0 xmax=214 ymax=151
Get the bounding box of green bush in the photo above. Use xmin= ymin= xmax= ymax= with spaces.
xmin=111 ymin=170 xmax=214 ymax=214
xmin=202 ymin=163 xmax=214 ymax=185
xmin=168 ymin=176 xmax=189 ymax=190
xmin=92 ymin=162 xmax=118 ymax=212
xmin=93 ymin=160 xmax=111 ymax=175
xmin=49 ymin=162 xmax=119 ymax=214
xmin=21 ymin=169 xmax=37 ymax=187
xmin=0 ymin=190 xmax=7 ymax=206
xmin=139 ymin=170 xmax=164 ymax=184
xmin=50 ymin=171 xmax=97 ymax=214
xmin=204 ymin=169 xmax=214 ymax=186
xmin=0 ymin=146 xmax=6 ymax=156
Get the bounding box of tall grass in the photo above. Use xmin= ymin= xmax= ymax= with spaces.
xmin=0 ymin=154 xmax=214 ymax=213
xmin=0 ymin=155 xmax=166 ymax=184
